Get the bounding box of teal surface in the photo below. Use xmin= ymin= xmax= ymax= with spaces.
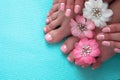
xmin=0 ymin=0 xmax=120 ymax=80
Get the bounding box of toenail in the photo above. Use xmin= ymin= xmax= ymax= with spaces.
xmin=45 ymin=34 xmax=52 ymax=41
xmin=114 ymin=48 xmax=120 ymax=53
xmin=60 ymin=3 xmax=65 ymax=11
xmin=102 ymin=27 xmax=111 ymax=32
xmin=74 ymin=5 xmax=80 ymax=14
xmin=97 ymin=34 xmax=105 ymax=40
xmin=61 ymin=44 xmax=67 ymax=53
xmin=67 ymin=57 xmax=73 ymax=62
xmin=46 ymin=18 xmax=50 ymax=24
xmin=102 ymin=41 xmax=110 ymax=46
xmin=65 ymin=9 xmax=71 ymax=17
xmin=44 ymin=27 xmax=47 ymax=33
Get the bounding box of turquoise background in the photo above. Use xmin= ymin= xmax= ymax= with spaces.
xmin=0 ymin=0 xmax=120 ymax=80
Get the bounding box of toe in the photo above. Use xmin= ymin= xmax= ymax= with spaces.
xmin=45 ymin=20 xmax=71 ymax=43
xmin=61 ymin=36 xmax=79 ymax=54
xmin=67 ymin=51 xmax=75 ymax=63
xmin=92 ymin=58 xmax=102 ymax=70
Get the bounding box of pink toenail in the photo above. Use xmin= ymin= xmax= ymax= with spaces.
xmin=44 ymin=27 xmax=47 ymax=33
xmin=74 ymin=5 xmax=80 ymax=14
xmin=60 ymin=3 xmax=65 ymax=11
xmin=61 ymin=44 xmax=67 ymax=53
xmin=102 ymin=41 xmax=110 ymax=46
xmin=45 ymin=34 xmax=52 ymax=41
xmin=65 ymin=9 xmax=71 ymax=17
xmin=114 ymin=48 xmax=120 ymax=53
xmin=46 ymin=18 xmax=50 ymax=24
xmin=102 ymin=27 xmax=111 ymax=32
xmin=97 ymin=34 xmax=105 ymax=40
xmin=67 ymin=57 xmax=73 ymax=62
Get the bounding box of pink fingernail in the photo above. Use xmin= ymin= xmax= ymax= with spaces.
xmin=97 ymin=34 xmax=105 ymax=40
xmin=65 ymin=9 xmax=71 ymax=17
xmin=102 ymin=27 xmax=111 ymax=32
xmin=74 ymin=5 xmax=80 ymax=14
xmin=102 ymin=41 xmax=110 ymax=46
xmin=61 ymin=44 xmax=67 ymax=53
xmin=60 ymin=3 xmax=65 ymax=11
xmin=44 ymin=27 xmax=47 ymax=33
xmin=45 ymin=34 xmax=52 ymax=41
xmin=67 ymin=57 xmax=73 ymax=62
xmin=46 ymin=18 xmax=50 ymax=24
xmin=114 ymin=48 xmax=120 ymax=53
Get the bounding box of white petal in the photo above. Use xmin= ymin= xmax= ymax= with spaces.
xmin=101 ymin=3 xmax=108 ymax=10
xmin=102 ymin=9 xmax=113 ymax=18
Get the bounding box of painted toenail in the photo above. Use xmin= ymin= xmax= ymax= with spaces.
xmin=46 ymin=18 xmax=50 ymax=24
xmin=44 ymin=27 xmax=47 ymax=33
xmin=67 ymin=57 xmax=73 ymax=62
xmin=97 ymin=34 xmax=104 ymax=40
xmin=74 ymin=5 xmax=80 ymax=14
xmin=61 ymin=44 xmax=67 ymax=53
xmin=114 ymin=48 xmax=120 ymax=53
xmin=102 ymin=41 xmax=110 ymax=46
xmin=65 ymin=9 xmax=71 ymax=17
xmin=102 ymin=27 xmax=111 ymax=32
xmin=45 ymin=34 xmax=52 ymax=41
xmin=60 ymin=3 xmax=65 ymax=11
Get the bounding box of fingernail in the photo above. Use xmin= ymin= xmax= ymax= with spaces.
xmin=44 ymin=27 xmax=47 ymax=33
xmin=114 ymin=48 xmax=120 ymax=53
xmin=45 ymin=34 xmax=52 ymax=41
xmin=102 ymin=41 xmax=110 ymax=46
xmin=60 ymin=3 xmax=65 ymax=11
xmin=67 ymin=57 xmax=73 ymax=62
xmin=74 ymin=5 xmax=80 ymax=14
xmin=97 ymin=34 xmax=105 ymax=40
xmin=102 ymin=27 xmax=111 ymax=32
xmin=47 ymin=12 xmax=50 ymax=16
xmin=46 ymin=18 xmax=50 ymax=24
xmin=61 ymin=44 xmax=67 ymax=53
xmin=65 ymin=9 xmax=71 ymax=17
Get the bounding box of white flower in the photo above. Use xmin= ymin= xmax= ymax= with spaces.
xmin=83 ymin=0 xmax=113 ymax=28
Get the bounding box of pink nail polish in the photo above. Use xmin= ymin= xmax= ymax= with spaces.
xmin=114 ymin=48 xmax=120 ymax=53
xmin=102 ymin=27 xmax=111 ymax=32
xmin=65 ymin=9 xmax=71 ymax=17
xmin=67 ymin=57 xmax=73 ymax=62
xmin=74 ymin=5 xmax=80 ymax=14
xmin=102 ymin=41 xmax=110 ymax=46
xmin=97 ymin=34 xmax=105 ymax=40
xmin=61 ymin=44 xmax=67 ymax=53
xmin=45 ymin=34 xmax=52 ymax=41
xmin=44 ymin=27 xmax=47 ymax=33
xmin=60 ymin=3 xmax=65 ymax=11
xmin=46 ymin=19 xmax=50 ymax=24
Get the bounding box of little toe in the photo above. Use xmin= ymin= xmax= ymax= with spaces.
xmin=61 ymin=36 xmax=79 ymax=54
xmin=45 ymin=21 xmax=71 ymax=43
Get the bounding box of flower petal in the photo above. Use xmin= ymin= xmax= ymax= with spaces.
xmin=84 ymin=30 xmax=94 ymax=38
xmin=81 ymin=56 xmax=95 ymax=64
xmin=86 ymin=20 xmax=95 ymax=30
xmin=70 ymin=19 xmax=78 ymax=27
xmin=90 ymin=49 xmax=101 ymax=57
xmin=76 ymin=15 xmax=85 ymax=24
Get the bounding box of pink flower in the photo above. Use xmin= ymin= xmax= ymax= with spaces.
xmin=73 ymin=38 xmax=101 ymax=66
xmin=70 ymin=15 xmax=95 ymax=39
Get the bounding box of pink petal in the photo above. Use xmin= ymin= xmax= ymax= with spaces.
xmin=84 ymin=30 xmax=94 ymax=38
xmin=86 ymin=20 xmax=95 ymax=30
xmin=90 ymin=49 xmax=101 ymax=57
xmin=71 ymin=27 xmax=81 ymax=37
xmin=81 ymin=56 xmax=95 ymax=64
xmin=76 ymin=15 xmax=85 ymax=24
xmin=75 ymin=58 xmax=85 ymax=66
xmin=89 ymin=40 xmax=99 ymax=49
xmin=79 ymin=38 xmax=89 ymax=46
xmin=70 ymin=19 xmax=78 ymax=27
xmin=73 ymin=50 xmax=82 ymax=58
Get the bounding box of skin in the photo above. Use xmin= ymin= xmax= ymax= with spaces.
xmin=44 ymin=0 xmax=120 ymax=69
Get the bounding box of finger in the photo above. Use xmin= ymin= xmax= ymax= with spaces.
xmin=74 ymin=0 xmax=85 ymax=14
xmin=65 ymin=0 xmax=74 ymax=17
xmin=48 ymin=3 xmax=59 ymax=17
xmin=102 ymin=24 xmax=120 ymax=33
xmin=97 ymin=33 xmax=120 ymax=41
xmin=114 ymin=48 xmax=120 ymax=53
xmin=46 ymin=12 xmax=58 ymax=24
xmin=59 ymin=0 xmax=66 ymax=11
xmin=102 ymin=41 xmax=120 ymax=48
